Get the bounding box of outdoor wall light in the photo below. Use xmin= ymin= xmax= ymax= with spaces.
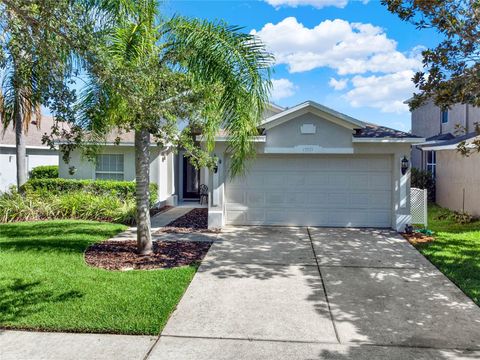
xmin=401 ymin=156 xmax=409 ymax=175
xmin=213 ymin=156 xmax=222 ymax=174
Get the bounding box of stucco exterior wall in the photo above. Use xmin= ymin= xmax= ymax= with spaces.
xmin=0 ymin=147 xmax=58 ymax=192
xmin=467 ymin=105 xmax=480 ymax=132
xmin=411 ymin=100 xmax=467 ymax=138
xmin=265 ymin=113 xmax=353 ymax=149
xmin=436 ymin=150 xmax=480 ymax=216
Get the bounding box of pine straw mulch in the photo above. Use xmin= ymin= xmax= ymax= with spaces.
xmin=85 ymin=240 xmax=212 ymax=271
xmin=402 ymin=232 xmax=435 ymax=246
xmin=156 ymin=208 xmax=219 ymax=234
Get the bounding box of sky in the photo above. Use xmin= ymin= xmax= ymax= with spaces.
xmin=162 ymin=0 xmax=441 ymax=132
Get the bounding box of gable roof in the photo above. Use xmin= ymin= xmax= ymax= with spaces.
xmin=261 ymin=101 xmax=366 ymax=130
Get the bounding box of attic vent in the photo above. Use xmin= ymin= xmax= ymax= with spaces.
xmin=300 ymin=124 xmax=316 ymax=134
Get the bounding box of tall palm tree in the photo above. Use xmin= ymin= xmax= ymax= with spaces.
xmin=0 ymin=46 xmax=42 ymax=190
xmin=78 ymin=0 xmax=272 ymax=254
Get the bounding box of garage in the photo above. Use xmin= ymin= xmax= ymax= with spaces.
xmin=225 ymin=154 xmax=392 ymax=227
xmin=206 ymin=101 xmax=424 ymax=231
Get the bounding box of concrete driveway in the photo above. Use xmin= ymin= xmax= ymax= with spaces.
xmin=148 ymin=226 xmax=480 ymax=359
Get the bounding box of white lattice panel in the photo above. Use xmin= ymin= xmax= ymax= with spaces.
xmin=411 ymin=188 xmax=428 ymax=227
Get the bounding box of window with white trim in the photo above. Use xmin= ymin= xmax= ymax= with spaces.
xmin=95 ymin=154 xmax=124 ymax=181
xmin=426 ymin=150 xmax=436 ymax=178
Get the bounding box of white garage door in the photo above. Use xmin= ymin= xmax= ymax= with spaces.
xmin=225 ymin=155 xmax=392 ymax=227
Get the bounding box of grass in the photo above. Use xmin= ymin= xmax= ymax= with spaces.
xmin=413 ymin=204 xmax=480 ymax=306
xmin=0 ymin=220 xmax=197 ymax=335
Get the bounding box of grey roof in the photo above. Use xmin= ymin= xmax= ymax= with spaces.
xmin=353 ymin=123 xmax=420 ymax=139
xmin=426 ymin=133 xmax=455 ymax=141
xmin=1 ymin=116 xmax=56 ymax=147
xmin=424 ymin=131 xmax=479 ymax=148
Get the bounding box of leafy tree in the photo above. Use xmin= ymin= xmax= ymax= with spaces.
xmin=67 ymin=0 xmax=272 ymax=254
xmin=382 ymin=0 xmax=480 ymax=154
xmin=0 ymin=1 xmax=88 ymax=190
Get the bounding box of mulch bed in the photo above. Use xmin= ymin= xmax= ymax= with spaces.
xmin=85 ymin=240 xmax=212 ymax=270
xmin=402 ymin=232 xmax=435 ymax=245
xmin=150 ymin=205 xmax=173 ymax=217
xmin=157 ymin=208 xmax=219 ymax=234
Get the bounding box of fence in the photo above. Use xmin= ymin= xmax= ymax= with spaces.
xmin=411 ymin=187 xmax=428 ymax=228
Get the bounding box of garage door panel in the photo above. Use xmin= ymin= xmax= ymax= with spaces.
xmin=225 ymin=155 xmax=392 ymax=228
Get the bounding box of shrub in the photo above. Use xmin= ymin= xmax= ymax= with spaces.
xmin=411 ymin=168 xmax=436 ymax=202
xmin=453 ymin=210 xmax=474 ymax=224
xmin=22 ymin=178 xmax=158 ymax=205
xmin=0 ymin=190 xmax=136 ymax=224
xmin=29 ymin=165 xmax=59 ymax=179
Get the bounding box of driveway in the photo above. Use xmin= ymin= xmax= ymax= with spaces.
xmin=149 ymin=226 xmax=480 ymax=360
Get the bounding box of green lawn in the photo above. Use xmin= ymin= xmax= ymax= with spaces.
xmin=0 ymin=220 xmax=197 ymax=335
xmin=414 ymin=204 xmax=480 ymax=306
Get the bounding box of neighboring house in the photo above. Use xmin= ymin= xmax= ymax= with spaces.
xmin=411 ymin=100 xmax=480 ymax=216
xmin=0 ymin=116 xmax=58 ymax=192
xmin=59 ymin=101 xmax=423 ymax=231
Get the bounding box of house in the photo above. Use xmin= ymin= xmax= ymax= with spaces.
xmin=59 ymin=101 xmax=423 ymax=231
xmin=0 ymin=116 xmax=58 ymax=192
xmin=410 ymin=100 xmax=480 ymax=216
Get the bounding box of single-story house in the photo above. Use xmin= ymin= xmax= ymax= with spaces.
xmin=59 ymin=101 xmax=424 ymax=231
xmin=0 ymin=116 xmax=58 ymax=192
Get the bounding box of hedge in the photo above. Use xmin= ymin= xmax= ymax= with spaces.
xmin=22 ymin=178 xmax=158 ymax=205
xmin=30 ymin=165 xmax=59 ymax=179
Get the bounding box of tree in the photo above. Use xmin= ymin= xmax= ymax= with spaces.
xmin=70 ymin=0 xmax=272 ymax=254
xmin=0 ymin=1 xmax=88 ymax=190
xmin=382 ymin=0 xmax=480 ymax=154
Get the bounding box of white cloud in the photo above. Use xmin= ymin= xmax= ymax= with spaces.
xmin=329 ymin=78 xmax=348 ymax=90
xmin=270 ymin=78 xmax=297 ymax=101
xmin=344 ymin=70 xmax=415 ymax=113
xmin=265 ymin=0 xmax=349 ymax=9
xmin=251 ymin=17 xmax=421 ymax=75
xmin=251 ymin=17 xmax=422 ymax=113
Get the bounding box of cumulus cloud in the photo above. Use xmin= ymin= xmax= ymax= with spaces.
xmin=265 ymin=0 xmax=349 ymax=9
xmin=251 ymin=17 xmax=422 ymax=113
xmin=329 ymin=78 xmax=348 ymax=91
xmin=251 ymin=17 xmax=421 ymax=74
xmin=344 ymin=70 xmax=415 ymax=113
xmin=270 ymin=78 xmax=297 ymax=101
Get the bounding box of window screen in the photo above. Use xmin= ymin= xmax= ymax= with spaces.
xmin=95 ymin=154 xmax=124 ymax=181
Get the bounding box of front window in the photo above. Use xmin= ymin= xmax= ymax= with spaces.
xmin=441 ymin=109 xmax=449 ymax=124
xmin=426 ymin=151 xmax=436 ymax=178
xmin=95 ymin=154 xmax=124 ymax=181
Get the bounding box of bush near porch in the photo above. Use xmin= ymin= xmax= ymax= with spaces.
xmin=0 ymin=220 xmax=196 ymax=334
xmin=412 ymin=204 xmax=480 ymax=306
xmin=0 ymin=179 xmax=158 ymax=224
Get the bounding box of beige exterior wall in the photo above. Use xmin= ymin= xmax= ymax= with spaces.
xmin=436 ymin=150 xmax=480 ymax=216
xmin=411 ymin=100 xmax=467 ymax=138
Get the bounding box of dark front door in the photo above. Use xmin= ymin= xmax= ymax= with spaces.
xmin=183 ymin=158 xmax=200 ymax=199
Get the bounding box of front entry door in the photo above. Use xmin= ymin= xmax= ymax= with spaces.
xmin=183 ymin=158 xmax=200 ymax=199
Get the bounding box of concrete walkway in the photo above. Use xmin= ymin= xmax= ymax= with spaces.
xmin=109 ymin=205 xmax=199 ymax=241
xmin=3 ymin=227 xmax=480 ymax=359
xmin=149 ymin=226 xmax=480 ymax=359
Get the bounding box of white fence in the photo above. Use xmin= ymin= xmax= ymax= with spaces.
xmin=411 ymin=187 xmax=428 ymax=228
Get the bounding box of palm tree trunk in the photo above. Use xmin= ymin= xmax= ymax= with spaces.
xmin=14 ymin=94 xmax=27 ymax=191
xmin=135 ymin=127 xmax=152 ymax=255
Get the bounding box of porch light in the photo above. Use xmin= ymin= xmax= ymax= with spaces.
xmin=401 ymin=156 xmax=409 ymax=175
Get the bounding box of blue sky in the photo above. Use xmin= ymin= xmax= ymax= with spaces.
xmin=163 ymin=0 xmax=441 ymax=132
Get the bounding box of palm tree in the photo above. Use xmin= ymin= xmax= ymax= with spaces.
xmin=0 ymin=45 xmax=42 ymax=191
xmin=78 ymin=0 xmax=272 ymax=254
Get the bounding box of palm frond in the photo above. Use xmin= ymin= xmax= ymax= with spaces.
xmin=163 ymin=16 xmax=273 ymax=176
